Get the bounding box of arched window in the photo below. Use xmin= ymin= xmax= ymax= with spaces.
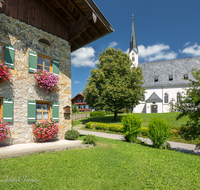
xmin=177 ymin=92 xmax=181 ymax=103
xmin=142 ymin=94 xmax=145 ymax=101
xmin=38 ymin=38 xmax=52 ymax=47
xmin=164 ymin=93 xmax=168 ymax=103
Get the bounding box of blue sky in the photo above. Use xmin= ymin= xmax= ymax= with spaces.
xmin=71 ymin=0 xmax=200 ymax=97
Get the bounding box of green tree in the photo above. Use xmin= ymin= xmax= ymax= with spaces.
xmin=83 ymin=47 xmax=145 ymax=120
xmin=176 ymin=68 xmax=200 ymax=139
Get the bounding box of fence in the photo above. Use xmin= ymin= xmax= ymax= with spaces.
xmin=72 ymin=113 xmax=90 ymax=121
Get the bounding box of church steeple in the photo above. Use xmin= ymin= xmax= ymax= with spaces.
xmin=129 ymin=14 xmax=138 ymax=67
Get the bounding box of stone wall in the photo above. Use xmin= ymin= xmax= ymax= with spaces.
xmin=0 ymin=14 xmax=71 ymax=144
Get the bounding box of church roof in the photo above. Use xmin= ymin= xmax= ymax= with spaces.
xmin=140 ymin=56 xmax=200 ymax=88
xmin=146 ymin=92 xmax=162 ymax=102
xmin=129 ymin=15 xmax=138 ymax=54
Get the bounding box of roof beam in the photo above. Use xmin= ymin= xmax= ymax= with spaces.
xmin=68 ymin=0 xmax=101 ymax=35
xmin=41 ymin=0 xmax=70 ymax=27
xmin=54 ymin=0 xmax=76 ymax=21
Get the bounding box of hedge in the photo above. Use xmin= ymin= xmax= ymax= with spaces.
xmin=85 ymin=122 xmax=124 ymax=132
xmin=90 ymin=111 xmax=105 ymax=117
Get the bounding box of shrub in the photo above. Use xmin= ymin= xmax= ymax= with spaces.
xmin=0 ymin=60 xmax=12 ymax=83
xmin=0 ymin=119 xmax=10 ymax=142
xmin=34 ymin=70 xmax=59 ymax=94
xmin=65 ymin=129 xmax=79 ymax=140
xmin=32 ymin=120 xmax=59 ymax=142
xmin=90 ymin=111 xmax=105 ymax=117
xmin=82 ymin=135 xmax=97 ymax=144
xmin=85 ymin=122 xmax=124 ymax=132
xmin=148 ymin=117 xmax=170 ymax=148
xmin=122 ymin=114 xmax=142 ymax=143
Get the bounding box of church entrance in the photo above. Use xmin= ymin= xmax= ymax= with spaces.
xmin=151 ymin=105 xmax=157 ymax=113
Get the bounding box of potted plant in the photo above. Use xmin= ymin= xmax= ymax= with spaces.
xmin=34 ymin=70 xmax=59 ymax=94
xmin=0 ymin=60 xmax=12 ymax=83
xmin=32 ymin=120 xmax=59 ymax=142
xmin=0 ymin=119 xmax=10 ymax=142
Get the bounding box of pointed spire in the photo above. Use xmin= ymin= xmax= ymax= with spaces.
xmin=129 ymin=14 xmax=138 ymax=54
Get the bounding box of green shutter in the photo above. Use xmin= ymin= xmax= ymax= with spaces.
xmin=28 ymin=100 xmax=36 ymax=122
xmin=28 ymin=51 xmax=38 ymax=73
xmin=3 ymin=98 xmax=14 ymax=122
xmin=52 ymin=58 xmax=59 ymax=75
xmin=52 ymin=102 xmax=59 ymax=122
xmin=4 ymin=44 xmax=15 ymax=69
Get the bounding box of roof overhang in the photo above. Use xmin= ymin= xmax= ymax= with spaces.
xmin=42 ymin=0 xmax=114 ymax=52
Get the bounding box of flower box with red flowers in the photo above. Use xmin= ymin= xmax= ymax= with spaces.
xmin=0 ymin=119 xmax=10 ymax=142
xmin=0 ymin=60 xmax=12 ymax=83
xmin=32 ymin=120 xmax=59 ymax=142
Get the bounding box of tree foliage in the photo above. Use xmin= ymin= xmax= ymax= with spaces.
xmin=176 ymin=68 xmax=200 ymax=139
xmin=83 ymin=47 xmax=145 ymax=120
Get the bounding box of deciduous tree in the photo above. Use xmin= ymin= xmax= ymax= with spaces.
xmin=83 ymin=47 xmax=145 ymax=120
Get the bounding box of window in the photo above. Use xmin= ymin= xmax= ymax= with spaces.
xmin=177 ymin=92 xmax=181 ymax=103
xmin=38 ymin=38 xmax=52 ymax=47
xmin=169 ymin=74 xmax=173 ymax=81
xmin=132 ymin=57 xmax=135 ymax=61
xmin=142 ymin=95 xmax=145 ymax=101
xmin=164 ymin=93 xmax=168 ymax=103
xmin=37 ymin=54 xmax=52 ymax=72
xmin=0 ymin=97 xmax=3 ymax=119
xmin=0 ymin=42 xmax=5 ymax=61
xmin=154 ymin=76 xmax=158 ymax=82
xmin=184 ymin=74 xmax=189 ymax=79
xmin=36 ymin=102 xmax=51 ymax=121
xmin=28 ymin=100 xmax=59 ymax=122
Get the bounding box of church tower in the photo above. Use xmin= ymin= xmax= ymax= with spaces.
xmin=129 ymin=14 xmax=138 ymax=67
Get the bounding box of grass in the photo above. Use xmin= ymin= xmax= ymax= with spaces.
xmin=1 ymin=137 xmax=200 ymax=189
xmin=73 ymin=112 xmax=188 ymax=128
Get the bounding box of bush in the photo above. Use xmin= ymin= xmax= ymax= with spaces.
xmin=90 ymin=111 xmax=105 ymax=117
xmin=0 ymin=119 xmax=10 ymax=142
xmin=85 ymin=122 xmax=124 ymax=132
xmin=32 ymin=120 xmax=59 ymax=142
xmin=122 ymin=114 xmax=142 ymax=143
xmin=65 ymin=130 xmax=79 ymax=140
xmin=148 ymin=117 xmax=170 ymax=148
xmin=82 ymin=135 xmax=97 ymax=144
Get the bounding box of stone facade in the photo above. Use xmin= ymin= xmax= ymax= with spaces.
xmin=0 ymin=14 xmax=71 ymax=144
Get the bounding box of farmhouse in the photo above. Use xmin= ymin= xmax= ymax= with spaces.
xmin=0 ymin=0 xmax=113 ymax=144
xmin=129 ymin=15 xmax=200 ymax=113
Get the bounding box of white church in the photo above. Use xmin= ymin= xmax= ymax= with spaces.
xmin=129 ymin=15 xmax=200 ymax=113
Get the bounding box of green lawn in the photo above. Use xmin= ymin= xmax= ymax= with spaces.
xmin=1 ymin=137 xmax=200 ymax=189
xmin=73 ymin=112 xmax=189 ymax=128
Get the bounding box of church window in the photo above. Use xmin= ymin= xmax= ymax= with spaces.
xmin=164 ymin=93 xmax=168 ymax=103
xmin=132 ymin=53 xmax=134 ymax=55
xmin=154 ymin=76 xmax=158 ymax=82
xmin=169 ymin=74 xmax=173 ymax=81
xmin=177 ymin=92 xmax=181 ymax=103
xmin=184 ymin=74 xmax=188 ymax=79
xmin=132 ymin=57 xmax=135 ymax=61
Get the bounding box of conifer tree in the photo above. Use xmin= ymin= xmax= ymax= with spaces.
xmin=83 ymin=47 xmax=145 ymax=120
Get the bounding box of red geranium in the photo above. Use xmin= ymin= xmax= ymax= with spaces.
xmin=0 ymin=119 xmax=10 ymax=142
xmin=0 ymin=60 xmax=12 ymax=83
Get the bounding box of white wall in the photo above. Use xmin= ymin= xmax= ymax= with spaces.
xmin=133 ymin=86 xmax=186 ymax=113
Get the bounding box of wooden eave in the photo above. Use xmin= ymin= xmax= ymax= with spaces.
xmin=1 ymin=0 xmax=114 ymax=52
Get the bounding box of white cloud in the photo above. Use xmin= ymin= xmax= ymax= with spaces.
xmin=108 ymin=41 xmax=118 ymax=48
xmin=125 ymin=44 xmax=177 ymax=62
xmin=74 ymin=81 xmax=81 ymax=84
xmin=180 ymin=43 xmax=200 ymax=56
xmin=71 ymin=47 xmax=98 ymax=67
xmin=183 ymin=42 xmax=190 ymax=47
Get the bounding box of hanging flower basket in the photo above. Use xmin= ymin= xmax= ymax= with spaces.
xmin=0 ymin=60 xmax=12 ymax=83
xmin=32 ymin=120 xmax=59 ymax=142
xmin=0 ymin=119 xmax=10 ymax=142
xmin=34 ymin=70 xmax=59 ymax=94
